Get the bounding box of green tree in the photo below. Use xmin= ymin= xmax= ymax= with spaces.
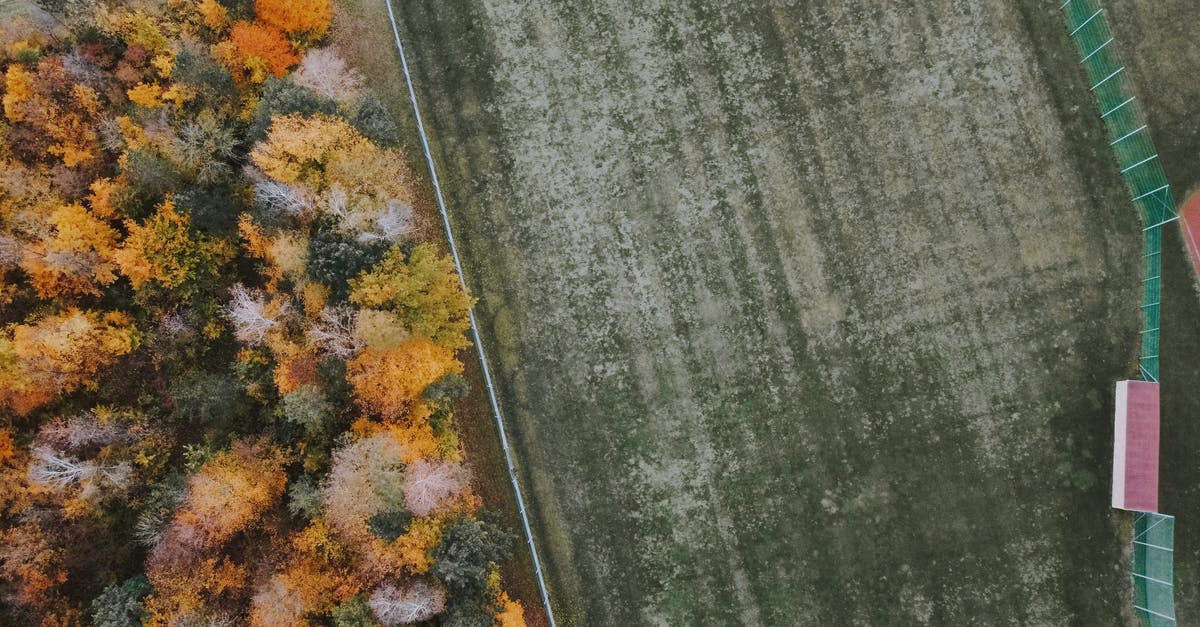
xmin=330 ymin=595 xmax=382 ymax=627
xmin=248 ymin=77 xmax=337 ymax=143
xmin=306 ymin=218 xmax=388 ymax=302
xmin=170 ymin=372 xmax=255 ymax=434
xmin=279 ymin=385 xmax=333 ymax=436
xmin=90 ymin=575 xmax=150 ymax=627
xmin=431 ymin=515 xmax=513 ymax=597
xmin=351 ymin=93 xmax=399 ymax=146
xmin=286 ymin=476 xmax=322 ymax=519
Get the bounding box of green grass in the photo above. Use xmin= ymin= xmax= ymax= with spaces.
xmin=346 ymin=0 xmax=1200 ymax=623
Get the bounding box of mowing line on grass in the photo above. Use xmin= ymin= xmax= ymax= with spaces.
xmin=383 ymin=2 xmax=558 ymax=624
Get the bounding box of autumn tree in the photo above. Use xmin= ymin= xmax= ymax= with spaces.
xmin=495 ymin=593 xmax=527 ymax=627
xmin=216 ymin=21 xmax=299 ymax=82
xmin=3 ymin=57 xmax=104 ymax=168
xmin=249 ymin=114 xmax=370 ymax=186
xmin=0 ymin=309 xmax=139 ymax=415
xmin=255 ymin=0 xmax=333 ymax=41
xmin=346 ymin=340 xmax=462 ymax=419
xmin=114 ymin=198 xmax=230 ymax=300
xmin=350 ymin=244 xmax=474 ymax=351
xmin=0 ymin=521 xmax=68 ymax=609
xmin=149 ymin=440 xmax=287 ymax=567
xmin=142 ymin=555 xmax=246 ymax=626
xmin=19 ymin=202 xmax=120 ymax=298
xmin=0 ymin=427 xmax=34 ymax=518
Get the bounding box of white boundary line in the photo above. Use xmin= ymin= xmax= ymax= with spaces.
xmin=383 ymin=2 xmax=558 ymax=624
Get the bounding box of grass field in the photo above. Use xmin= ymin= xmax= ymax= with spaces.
xmin=344 ymin=0 xmax=1200 ymax=624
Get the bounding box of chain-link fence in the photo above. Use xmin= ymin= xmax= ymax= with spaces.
xmin=1061 ymin=1 xmax=1177 ymax=624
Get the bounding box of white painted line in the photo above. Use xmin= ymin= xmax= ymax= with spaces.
xmin=1134 ymin=540 xmax=1173 ymax=552
xmin=1133 ymin=572 xmax=1174 ymax=587
xmin=383 ymin=3 xmax=558 ymax=624
xmin=1134 ymin=515 xmax=1170 ymax=540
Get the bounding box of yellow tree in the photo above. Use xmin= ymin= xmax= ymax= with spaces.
xmin=496 ymin=592 xmax=528 ymax=627
xmin=249 ymin=114 xmax=370 ymax=186
xmin=350 ymin=244 xmax=474 ymax=351
xmin=3 ymin=58 xmax=103 ymax=168
xmin=20 ymin=203 xmax=120 ymax=298
xmin=346 ymin=340 xmax=462 ymax=419
xmin=113 ymin=198 xmax=231 ymax=298
xmin=0 ymin=309 xmax=138 ymax=415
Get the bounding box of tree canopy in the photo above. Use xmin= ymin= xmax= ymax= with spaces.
xmin=0 ymin=2 xmax=524 ymax=625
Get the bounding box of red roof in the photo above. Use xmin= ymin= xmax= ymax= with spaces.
xmin=1181 ymin=191 xmax=1200 ymax=276
xmin=1112 ymin=380 xmax=1160 ymax=512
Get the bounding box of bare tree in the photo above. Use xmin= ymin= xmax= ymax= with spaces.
xmin=307 ymin=306 xmax=363 ymax=360
xmin=0 ymin=234 xmax=22 ymax=265
xmin=368 ymin=580 xmax=447 ymax=625
xmin=36 ymin=412 xmax=130 ymax=452
xmin=254 ymin=180 xmax=316 ymax=217
xmin=357 ymin=200 xmax=414 ymax=244
xmin=224 ymin=284 xmax=290 ymax=345
xmin=250 ymin=575 xmax=307 ymax=627
xmin=28 ymin=446 xmax=130 ymax=493
xmin=403 ymin=459 xmax=468 ymax=517
xmin=292 ymin=47 xmax=364 ymax=102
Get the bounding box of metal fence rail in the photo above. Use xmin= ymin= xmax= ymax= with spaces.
xmin=1060 ymin=1 xmax=1177 ymax=624
xmin=1061 ymin=0 xmax=1176 ymax=383
xmin=383 ymin=2 xmax=559 ymax=625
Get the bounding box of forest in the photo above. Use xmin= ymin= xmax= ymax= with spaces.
xmin=0 ymin=1 xmax=527 ymax=625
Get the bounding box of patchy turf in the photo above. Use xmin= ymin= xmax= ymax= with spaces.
xmin=347 ymin=0 xmax=1200 ymax=624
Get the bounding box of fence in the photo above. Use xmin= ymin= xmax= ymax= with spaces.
xmin=383 ymin=2 xmax=559 ymax=625
xmin=1060 ymin=1 xmax=1177 ymax=624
